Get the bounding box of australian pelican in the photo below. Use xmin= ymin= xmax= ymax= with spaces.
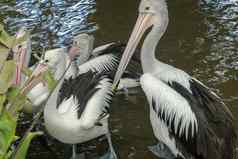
xmin=27 ymin=34 xmax=141 ymax=110
xmin=32 ymin=50 xmax=117 ymax=159
xmin=113 ymin=0 xmax=237 ymax=158
xmin=25 ymin=32 xmax=138 ymax=112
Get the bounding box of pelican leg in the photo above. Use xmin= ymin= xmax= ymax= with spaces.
xmin=71 ymin=144 xmax=86 ymax=159
xmin=100 ymin=133 xmax=117 ymax=159
xmin=72 ymin=144 xmax=77 ymax=159
xmin=148 ymin=142 xmax=175 ymax=159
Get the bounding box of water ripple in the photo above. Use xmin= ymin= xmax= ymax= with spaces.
xmin=200 ymin=0 xmax=238 ymax=84
xmin=0 ymin=0 xmax=97 ymax=50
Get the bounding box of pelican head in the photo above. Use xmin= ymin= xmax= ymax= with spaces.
xmin=24 ymin=48 xmax=68 ymax=112
xmin=43 ymin=49 xmax=67 ymax=68
xmin=31 ymin=48 xmax=68 ymax=80
xmin=138 ymin=0 xmax=168 ymax=26
xmin=113 ymin=0 xmax=168 ymax=86
xmin=69 ymin=33 xmax=94 ymax=64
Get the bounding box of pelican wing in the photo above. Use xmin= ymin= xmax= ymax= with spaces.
xmin=142 ymin=73 xmax=236 ymax=159
xmin=57 ymin=71 xmax=95 ymax=112
xmin=58 ymin=71 xmax=113 ymax=121
xmin=90 ymin=42 xmax=142 ymax=75
xmin=189 ymin=78 xmax=234 ymax=121
xmin=185 ymin=78 xmax=236 ymax=159
xmin=92 ymin=42 xmax=140 ymax=62
xmin=81 ymin=76 xmax=114 ymax=128
xmin=77 ymin=52 xmax=141 ymax=81
xmin=77 ymin=54 xmax=119 ymax=75
xmin=140 ymin=74 xmax=198 ymax=141
xmin=92 ymin=42 xmax=116 ymax=57
xmin=141 ymin=74 xmax=236 ymax=159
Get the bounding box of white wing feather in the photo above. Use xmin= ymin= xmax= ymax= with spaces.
xmin=78 ymin=54 xmax=118 ymax=74
xmin=80 ymin=78 xmax=113 ymax=129
xmin=92 ymin=42 xmax=115 ymax=57
xmin=140 ymin=73 xmax=198 ymax=140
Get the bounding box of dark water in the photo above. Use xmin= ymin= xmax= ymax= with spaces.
xmin=1 ymin=0 xmax=238 ymax=158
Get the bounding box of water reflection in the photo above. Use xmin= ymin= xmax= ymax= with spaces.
xmin=0 ymin=0 xmax=97 ymax=49
xmin=200 ymin=0 xmax=238 ymax=84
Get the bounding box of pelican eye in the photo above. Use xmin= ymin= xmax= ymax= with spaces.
xmin=45 ymin=59 xmax=49 ymax=63
xmin=145 ymin=6 xmax=150 ymax=10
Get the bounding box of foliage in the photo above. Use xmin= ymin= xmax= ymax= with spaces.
xmin=13 ymin=132 xmax=43 ymax=159
xmin=0 ymin=24 xmax=14 ymax=49
xmin=0 ymin=60 xmax=16 ymax=94
xmin=43 ymin=70 xmax=57 ymax=91
xmin=0 ymin=111 xmax=16 ymax=158
xmin=0 ymin=24 xmax=52 ymax=159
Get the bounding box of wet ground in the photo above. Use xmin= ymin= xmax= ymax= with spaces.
xmin=1 ymin=0 xmax=238 ymax=158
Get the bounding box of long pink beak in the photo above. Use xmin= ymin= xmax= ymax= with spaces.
xmin=112 ymin=13 xmax=153 ymax=88
xmin=13 ymin=28 xmax=30 ymax=86
xmin=14 ymin=46 xmax=27 ymax=85
xmin=31 ymin=63 xmax=48 ymax=77
xmin=21 ymin=62 xmax=48 ymax=94
xmin=68 ymin=46 xmax=80 ymax=61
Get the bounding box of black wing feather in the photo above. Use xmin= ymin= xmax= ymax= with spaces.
xmin=58 ymin=71 xmax=113 ymax=119
xmin=167 ymin=79 xmax=236 ymax=159
xmin=92 ymin=42 xmax=140 ymax=63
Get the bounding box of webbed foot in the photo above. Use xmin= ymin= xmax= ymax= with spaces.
xmin=148 ymin=142 xmax=175 ymax=159
xmin=99 ymin=150 xmax=117 ymax=159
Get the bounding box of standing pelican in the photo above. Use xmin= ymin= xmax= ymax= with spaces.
xmin=113 ymin=0 xmax=236 ymax=159
xmin=32 ymin=50 xmax=117 ymax=159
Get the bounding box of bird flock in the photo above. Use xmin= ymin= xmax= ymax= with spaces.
xmin=10 ymin=0 xmax=237 ymax=159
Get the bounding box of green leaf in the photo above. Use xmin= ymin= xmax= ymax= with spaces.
xmin=13 ymin=131 xmax=43 ymax=159
xmin=22 ymin=100 xmax=33 ymax=114
xmin=5 ymin=67 xmax=33 ymax=114
xmin=6 ymin=87 xmax=29 ymax=116
xmin=0 ymin=112 xmax=16 ymax=158
xmin=0 ymin=60 xmax=16 ymax=94
xmin=0 ymin=24 xmax=14 ymax=49
xmin=43 ymin=70 xmax=56 ymax=91
xmin=0 ymin=95 xmax=6 ymax=115
xmin=5 ymin=87 xmax=21 ymax=102
xmin=3 ymin=136 xmax=18 ymax=159
xmin=0 ymin=47 xmax=10 ymax=72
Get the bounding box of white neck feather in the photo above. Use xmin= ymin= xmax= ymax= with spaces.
xmin=141 ymin=7 xmax=169 ymax=73
xmin=54 ymin=55 xmax=68 ymax=80
xmin=45 ymin=54 xmax=68 ymax=113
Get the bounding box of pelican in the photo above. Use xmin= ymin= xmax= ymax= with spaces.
xmin=25 ymin=35 xmax=81 ymax=112
xmin=26 ymin=34 xmax=140 ymax=110
xmin=32 ymin=50 xmax=117 ymax=159
xmin=25 ymin=33 xmax=138 ymax=111
xmin=113 ymin=0 xmax=237 ymax=158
